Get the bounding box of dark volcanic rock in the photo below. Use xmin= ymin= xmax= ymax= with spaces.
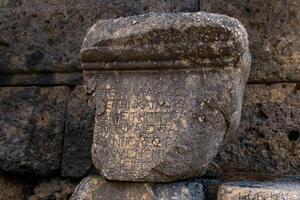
xmin=0 ymin=86 xmax=70 ymax=175
xmin=71 ymin=176 xmax=204 ymax=200
xmin=28 ymin=178 xmax=77 ymax=200
xmin=218 ymin=181 xmax=300 ymax=200
xmin=61 ymin=85 xmax=95 ymax=178
xmin=208 ymin=83 xmax=300 ymax=176
xmin=0 ymin=0 xmax=198 ymax=86
xmin=81 ymin=12 xmax=250 ymax=182
xmin=0 ymin=174 xmax=33 ymax=200
xmin=200 ymin=0 xmax=300 ymax=82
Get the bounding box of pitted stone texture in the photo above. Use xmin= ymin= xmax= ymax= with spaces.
xmin=0 ymin=174 xmax=32 ymax=200
xmin=218 ymin=181 xmax=300 ymax=200
xmin=0 ymin=86 xmax=70 ymax=175
xmin=201 ymin=0 xmax=300 ymax=82
xmin=82 ymin=12 xmax=250 ymax=182
xmin=61 ymin=85 xmax=95 ymax=178
xmin=207 ymin=83 xmax=300 ymax=177
xmin=71 ymin=176 xmax=204 ymax=200
xmin=0 ymin=0 xmax=198 ymax=86
xmin=28 ymin=178 xmax=77 ymax=200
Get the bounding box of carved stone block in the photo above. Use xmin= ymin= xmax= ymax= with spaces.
xmin=81 ymin=12 xmax=251 ymax=182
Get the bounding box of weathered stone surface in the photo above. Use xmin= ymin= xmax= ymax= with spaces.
xmin=81 ymin=12 xmax=250 ymax=182
xmin=208 ymin=83 xmax=300 ymax=176
xmin=0 ymin=73 xmax=83 ymax=86
xmin=28 ymin=178 xmax=77 ymax=200
xmin=1 ymin=0 xmax=298 ymax=85
xmin=0 ymin=86 xmax=70 ymax=175
xmin=71 ymin=176 xmax=204 ymax=200
xmin=218 ymin=181 xmax=300 ymax=200
xmin=61 ymin=85 xmax=95 ymax=178
xmin=62 ymin=84 xmax=300 ymax=178
xmin=0 ymin=174 xmax=32 ymax=200
xmin=200 ymin=0 xmax=300 ymax=82
xmin=0 ymin=0 xmax=198 ymax=86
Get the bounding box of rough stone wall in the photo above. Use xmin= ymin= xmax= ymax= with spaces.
xmin=201 ymin=0 xmax=300 ymax=82
xmin=0 ymin=0 xmax=299 ymax=199
xmin=199 ymin=0 xmax=300 ymax=178
xmin=0 ymin=0 xmax=198 ymax=86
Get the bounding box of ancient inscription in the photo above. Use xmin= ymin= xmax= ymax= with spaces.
xmin=92 ymin=70 xmax=222 ymax=179
xmin=81 ymin=12 xmax=251 ymax=182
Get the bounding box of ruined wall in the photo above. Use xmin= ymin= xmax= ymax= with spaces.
xmin=0 ymin=0 xmax=299 ymax=199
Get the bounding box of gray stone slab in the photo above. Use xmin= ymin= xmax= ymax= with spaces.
xmin=0 ymin=86 xmax=70 ymax=175
xmin=81 ymin=12 xmax=250 ymax=182
xmin=71 ymin=176 xmax=204 ymax=200
xmin=218 ymin=181 xmax=300 ymax=200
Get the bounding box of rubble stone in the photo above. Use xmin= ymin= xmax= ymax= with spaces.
xmin=71 ymin=176 xmax=204 ymax=200
xmin=28 ymin=178 xmax=77 ymax=200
